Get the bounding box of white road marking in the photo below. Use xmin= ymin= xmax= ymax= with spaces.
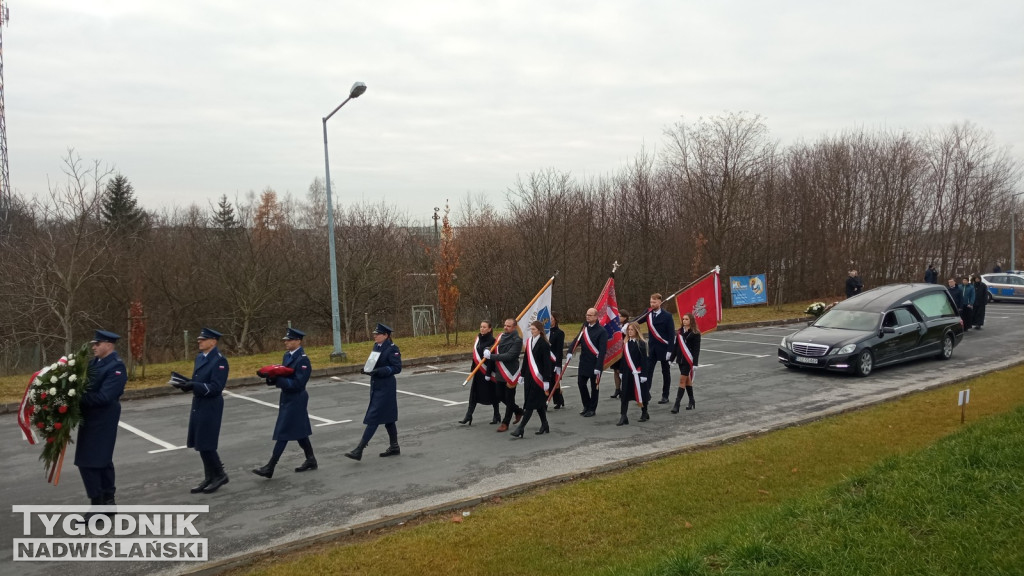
xmin=331 ymin=377 xmax=465 ymax=406
xmin=117 ymin=421 xmax=187 ymax=454
xmin=702 ymin=337 xmax=779 ymax=346
xmin=701 ymin=347 xmax=770 ymax=358
xmin=722 ymin=331 xmax=791 ymax=338
xmin=223 ymin=390 xmax=349 ymax=426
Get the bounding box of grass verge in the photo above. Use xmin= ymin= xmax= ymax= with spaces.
xmin=231 ymin=363 xmax=1024 ymax=576
xmin=1 ymin=301 xmax=819 ymax=404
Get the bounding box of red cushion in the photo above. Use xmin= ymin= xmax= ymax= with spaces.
xmin=256 ymin=365 xmax=295 ymax=378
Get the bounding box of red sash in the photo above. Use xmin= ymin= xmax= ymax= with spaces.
xmin=677 ymin=331 xmax=696 ymax=382
xmin=472 ymin=336 xmax=484 ymax=364
xmin=581 ymin=324 xmax=599 ymax=355
xmin=526 ymin=336 xmax=545 ymax=389
xmin=647 ymin=311 xmax=668 ymax=344
xmin=622 ymin=340 xmax=644 ymax=404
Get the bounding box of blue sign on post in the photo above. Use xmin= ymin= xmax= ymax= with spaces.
xmin=730 ymin=274 xmax=768 ymax=306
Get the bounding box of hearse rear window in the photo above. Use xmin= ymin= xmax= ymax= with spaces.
xmin=913 ymin=292 xmax=956 ymax=318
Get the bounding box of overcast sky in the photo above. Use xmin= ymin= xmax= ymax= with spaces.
xmin=7 ymin=1 xmax=1024 ymax=224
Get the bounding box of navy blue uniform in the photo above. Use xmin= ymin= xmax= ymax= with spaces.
xmin=272 ymin=347 xmax=313 ymax=441
xmin=363 ymin=339 xmax=402 ymax=425
xmin=571 ymin=322 xmax=607 ymax=414
xmin=645 ymin=308 xmax=676 ymax=400
xmin=75 ymin=351 xmax=127 ymax=500
xmin=187 ymin=348 xmax=228 ymax=451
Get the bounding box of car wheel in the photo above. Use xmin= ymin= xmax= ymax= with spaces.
xmin=856 ymin=349 xmax=873 ymax=377
xmin=937 ymin=332 xmax=954 ymax=360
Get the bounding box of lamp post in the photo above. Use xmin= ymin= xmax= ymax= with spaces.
xmin=323 ymin=81 xmax=366 ymax=360
xmin=1012 ymin=192 xmax=1024 ymax=272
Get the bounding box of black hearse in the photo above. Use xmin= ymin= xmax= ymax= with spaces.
xmin=778 ymin=283 xmax=964 ymax=377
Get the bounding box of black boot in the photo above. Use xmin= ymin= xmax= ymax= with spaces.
xmin=671 ymin=387 xmax=684 ymax=414
xmin=490 ymin=406 xmax=501 ymax=425
xmin=616 ymin=414 xmax=629 ymax=426
xmin=295 ymin=457 xmax=318 ymax=472
xmin=345 ymin=442 xmax=367 ymax=461
xmin=510 ymin=425 xmax=525 ymax=438
xmin=610 ymin=388 xmax=620 ymax=399
xmin=204 ymin=460 xmax=229 ymax=494
xmin=639 ymin=407 xmax=650 ymax=422
xmin=686 ymin=386 xmax=696 ymax=410
xmin=459 ymin=403 xmax=475 ymax=425
xmin=191 ymin=458 xmax=212 ymax=494
xmin=380 ymin=443 xmax=401 ymax=457
xmin=252 ymin=454 xmax=279 ymax=479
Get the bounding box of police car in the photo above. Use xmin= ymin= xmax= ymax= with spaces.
xmin=981 ymin=272 xmax=1024 ymax=302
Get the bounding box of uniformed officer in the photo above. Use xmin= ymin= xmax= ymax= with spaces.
xmin=345 ymin=323 xmax=403 ymax=461
xmin=170 ymin=327 xmax=230 ymax=493
xmin=568 ymin=307 xmax=608 ymax=417
xmin=253 ymin=327 xmax=316 ymax=478
xmin=75 ymin=330 xmax=127 ymax=508
xmin=483 ymin=318 xmax=524 ymax=432
xmin=644 ymin=293 xmax=676 ymax=404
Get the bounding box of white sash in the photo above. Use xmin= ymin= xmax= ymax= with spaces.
xmin=677 ymin=331 xmax=696 ymax=382
xmin=526 ymin=336 xmax=544 ymax=387
xmin=623 ymin=339 xmax=644 ymax=403
xmin=581 ymin=324 xmax=599 ymax=356
xmin=647 ymin=311 xmax=668 ymax=344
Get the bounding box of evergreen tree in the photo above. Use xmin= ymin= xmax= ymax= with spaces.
xmin=101 ymin=173 xmax=146 ymax=233
xmin=212 ymin=194 xmax=239 ymax=230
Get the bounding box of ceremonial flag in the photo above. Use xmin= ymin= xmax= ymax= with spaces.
xmin=517 ymin=279 xmax=553 ymax=338
xmin=594 ymin=275 xmax=624 ymax=369
xmin=674 ymin=268 xmax=722 ymax=334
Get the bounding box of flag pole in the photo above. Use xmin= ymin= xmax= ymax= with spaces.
xmin=463 ymin=272 xmax=558 ymax=385
xmin=631 ymin=266 xmax=720 ymax=326
xmin=548 ymin=261 xmax=619 ymax=400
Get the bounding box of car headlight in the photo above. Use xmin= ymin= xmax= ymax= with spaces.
xmin=780 ymin=337 xmax=790 ymax=350
xmin=837 ymin=344 xmax=856 ymax=355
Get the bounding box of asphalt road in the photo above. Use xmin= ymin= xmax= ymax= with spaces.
xmin=3 ymin=303 xmax=1024 ymax=576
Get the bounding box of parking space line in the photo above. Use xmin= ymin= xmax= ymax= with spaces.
xmin=723 ymin=331 xmax=789 ymax=338
xmin=118 ymin=421 xmax=187 ymax=454
xmin=702 ymin=347 xmax=770 ymax=358
xmin=702 ymin=337 xmax=779 ymax=346
xmin=223 ymin=390 xmax=350 ymax=426
xmin=330 ymin=377 xmax=465 ymax=406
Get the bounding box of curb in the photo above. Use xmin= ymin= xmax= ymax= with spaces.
xmin=0 ymin=319 xmax=809 ymax=415
xmin=184 ymin=355 xmax=1024 ymax=576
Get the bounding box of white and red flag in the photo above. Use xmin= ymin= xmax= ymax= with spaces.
xmin=674 ymin=267 xmax=722 ymax=334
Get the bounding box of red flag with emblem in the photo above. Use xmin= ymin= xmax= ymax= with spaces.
xmin=594 ymin=276 xmax=624 ymax=369
xmin=674 ymin=269 xmax=722 ymax=334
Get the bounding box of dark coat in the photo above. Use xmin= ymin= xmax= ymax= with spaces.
xmin=271 ymin=347 xmax=312 ymax=441
xmin=617 ymin=339 xmax=649 ymax=402
xmin=491 ymin=331 xmax=523 ymax=385
xmin=924 ymin=267 xmax=938 ymax=284
xmin=521 ymin=335 xmax=553 ymax=411
xmin=187 ymin=347 xmax=228 ymax=452
xmin=948 ymin=284 xmax=963 ymax=310
xmin=845 ymin=275 xmax=863 ymax=298
xmin=469 ymin=332 xmax=497 ymax=406
xmin=75 ymin=352 xmax=127 ymax=468
xmin=645 ymin=309 xmax=676 ymax=357
xmin=549 ymin=326 xmax=565 ymax=367
xmin=672 ymin=329 xmax=702 ymax=372
xmin=363 ymin=339 xmax=402 ymax=425
xmin=571 ymin=322 xmax=608 ymax=373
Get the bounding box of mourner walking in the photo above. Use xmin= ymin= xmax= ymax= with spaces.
xmin=609 ymin=310 xmax=629 ymax=399
xmin=346 ymin=323 xmax=403 ymax=460
xmin=75 ymin=330 xmax=127 ymax=508
xmin=170 ymin=327 xmax=230 ymax=494
xmin=617 ymin=322 xmax=649 ymax=425
xmin=252 ymin=327 xmax=317 ymax=478
xmin=972 ymin=275 xmax=988 ymax=329
xmin=959 ymin=276 xmax=975 ymax=330
xmin=569 ymin=307 xmax=608 ymax=417
xmin=511 ymin=321 xmax=553 ymax=437
xmin=484 ymin=319 xmax=524 ymax=432
xmin=548 ymin=313 xmax=566 ymax=410
xmin=644 ymin=294 xmax=676 ymax=404
xmin=670 ymin=313 xmax=701 ymax=414
xmin=459 ymin=321 xmax=499 ymax=426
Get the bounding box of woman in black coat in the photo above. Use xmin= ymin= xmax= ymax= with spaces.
xmin=511 ymin=321 xmax=553 ymax=438
xmin=459 ymin=321 xmax=499 ymax=425
xmin=617 ymin=322 xmax=649 ymax=425
xmin=671 ymin=313 xmax=701 ymax=414
xmin=548 ymin=313 xmax=566 ymax=409
xmin=972 ymin=275 xmax=988 ymax=329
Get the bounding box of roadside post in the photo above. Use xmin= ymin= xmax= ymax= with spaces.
xmin=958 ymin=388 xmax=970 ymax=424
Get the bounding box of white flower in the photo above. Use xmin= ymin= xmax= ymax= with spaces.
xmin=68 ymin=359 xmax=76 ymax=367
xmin=49 ymin=387 xmax=57 ymax=395
xmin=68 ymin=389 xmax=76 ymax=397
xmin=69 ymin=374 xmax=77 ymax=382
xmin=50 ymin=376 xmax=58 ymax=384
xmin=49 ymin=363 xmax=58 ymax=371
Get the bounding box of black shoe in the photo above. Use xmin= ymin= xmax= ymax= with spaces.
xmin=535 ymin=424 xmax=550 ymax=435
xmin=345 ymin=446 xmax=364 ymax=461
xmin=616 ymin=415 xmax=628 ymax=426
xmin=671 ymin=400 xmax=681 ymax=414
xmin=610 ymin=390 xmax=620 ymax=399
xmin=510 ymin=427 xmax=524 ymax=438
xmin=583 ymin=410 xmax=595 ymax=417
xmin=294 ymin=458 xmax=318 ymax=472
xmin=203 ymin=471 xmax=229 ymax=494
xmin=686 ymin=400 xmax=696 ymax=410
xmin=380 ymin=444 xmax=401 ymax=457
xmin=639 ymin=409 xmax=650 ymax=422
xmin=553 ymin=403 xmax=564 ymax=410
xmin=490 ymin=416 xmax=501 ymax=425
xmin=251 ymin=463 xmax=275 ymax=479
xmin=658 ymin=396 xmax=670 ymax=404
xmin=458 ymin=414 xmax=473 ymax=425
xmin=190 ymin=478 xmax=211 ymax=494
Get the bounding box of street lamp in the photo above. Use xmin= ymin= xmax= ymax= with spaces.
xmin=1012 ymin=191 xmax=1024 ymax=273
xmin=323 ymin=81 xmax=366 ymax=360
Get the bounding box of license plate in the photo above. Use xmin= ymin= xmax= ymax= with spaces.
xmin=795 ymin=356 xmax=819 ymax=365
